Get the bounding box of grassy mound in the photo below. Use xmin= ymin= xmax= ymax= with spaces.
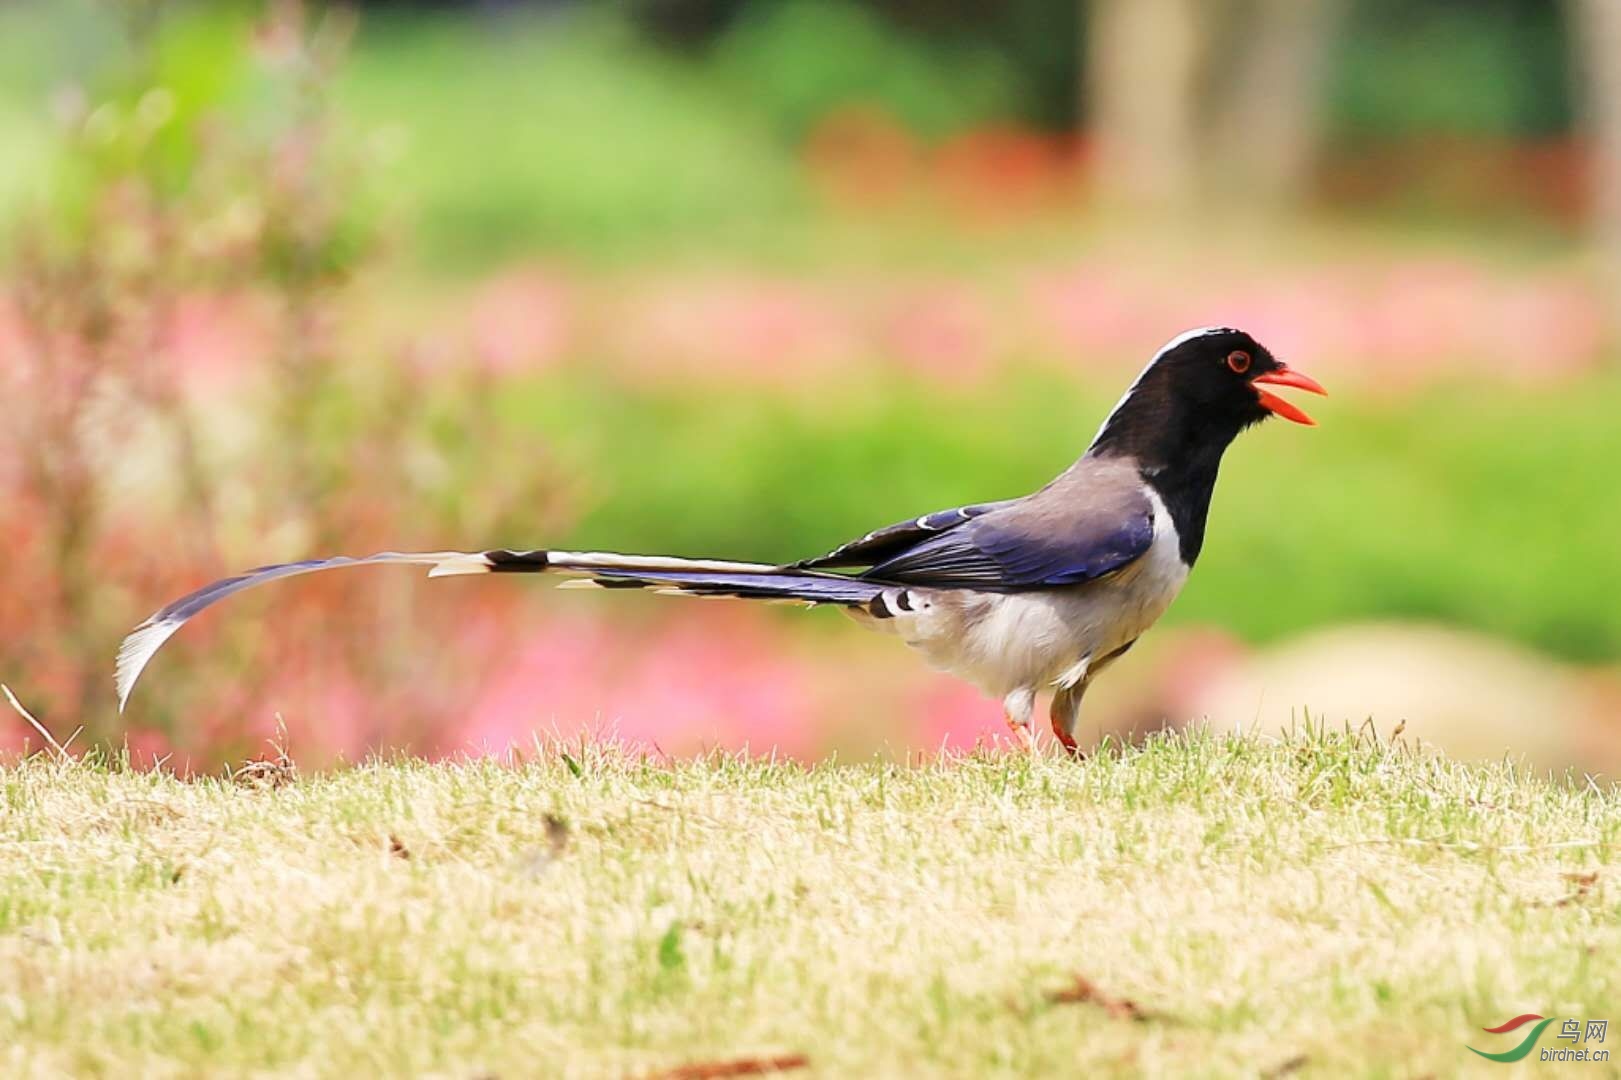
xmin=1 ymin=731 xmax=1617 ymax=1077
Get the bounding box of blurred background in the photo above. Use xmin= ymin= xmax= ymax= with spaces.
xmin=4 ymin=0 xmax=1620 ymax=772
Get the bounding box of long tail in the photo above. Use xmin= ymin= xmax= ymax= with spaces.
xmin=114 ymin=547 xmax=883 ymax=711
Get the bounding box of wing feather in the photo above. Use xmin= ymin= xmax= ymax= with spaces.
xmin=861 ymin=462 xmax=1157 ymax=589
xmin=792 ymin=500 xmax=1014 ymax=570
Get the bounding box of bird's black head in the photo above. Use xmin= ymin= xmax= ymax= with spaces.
xmin=1086 ymin=327 xmax=1326 ymax=471
xmin=1084 ymin=327 xmax=1327 ymax=566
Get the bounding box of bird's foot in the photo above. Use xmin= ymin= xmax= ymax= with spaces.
xmin=1002 ymin=712 xmax=1037 ymax=754
xmin=1048 ymin=688 xmax=1087 ymax=761
xmin=1001 ymin=688 xmax=1040 ymax=754
xmin=1049 ymin=720 xmax=1084 ymax=759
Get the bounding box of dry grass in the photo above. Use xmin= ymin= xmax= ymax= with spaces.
xmin=0 ymin=729 xmax=1618 ymax=1078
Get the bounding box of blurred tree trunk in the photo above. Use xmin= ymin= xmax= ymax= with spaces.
xmin=1083 ymin=0 xmax=1342 ymax=213
xmin=1569 ymin=0 xmax=1621 ymax=335
xmin=1205 ymin=0 xmax=1347 ymax=210
xmin=1085 ymin=0 xmax=1205 ymax=210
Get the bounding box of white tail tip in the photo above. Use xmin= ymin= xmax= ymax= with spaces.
xmin=115 ymin=618 xmax=184 ymax=713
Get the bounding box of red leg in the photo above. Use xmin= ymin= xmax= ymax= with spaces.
xmin=1049 ymin=685 xmax=1085 ymax=759
xmin=1049 ymin=715 xmax=1079 ymax=755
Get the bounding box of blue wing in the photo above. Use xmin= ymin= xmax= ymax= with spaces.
xmin=863 ymin=512 xmax=1153 ymax=588
xmin=860 ymin=474 xmax=1156 ymax=589
xmin=791 ymin=501 xmax=1015 ymax=570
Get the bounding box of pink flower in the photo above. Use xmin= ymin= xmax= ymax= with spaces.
xmin=911 ymin=677 xmax=1008 ymax=753
xmin=466 ymin=267 xmax=573 ymax=376
xmin=883 ymin=283 xmax=998 ymax=385
xmin=460 ymin=615 xmax=615 ymax=754
xmin=458 ymin=607 xmax=828 ymax=758
xmin=1026 ymin=265 xmax=1155 ymax=364
xmin=162 ymin=292 xmax=273 ymax=397
xmin=610 ymin=276 xmax=857 ymax=387
xmin=125 ymin=728 xmax=174 ymax=770
xmin=608 ymin=610 xmax=821 ymax=757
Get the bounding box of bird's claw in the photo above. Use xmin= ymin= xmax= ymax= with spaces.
xmin=1050 ymin=720 xmax=1085 ymax=759
xmin=1003 ymin=714 xmax=1037 ymax=754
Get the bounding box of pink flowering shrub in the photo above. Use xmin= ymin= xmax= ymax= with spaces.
xmin=0 ymin=4 xmax=572 ymax=766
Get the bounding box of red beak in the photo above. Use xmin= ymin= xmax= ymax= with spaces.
xmin=1251 ymin=365 xmax=1327 ymax=426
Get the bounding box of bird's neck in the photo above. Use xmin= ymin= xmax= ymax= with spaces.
xmin=1087 ymin=392 xmax=1244 ymax=566
xmin=1136 ymin=448 xmax=1223 ymax=566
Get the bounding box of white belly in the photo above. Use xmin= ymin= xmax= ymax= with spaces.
xmin=848 ymin=495 xmax=1190 ymax=697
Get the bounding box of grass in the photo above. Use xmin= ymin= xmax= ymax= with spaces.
xmin=1 ymin=730 xmax=1618 ymax=1077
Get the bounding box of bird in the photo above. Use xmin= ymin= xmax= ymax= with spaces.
xmin=115 ymin=326 xmax=1325 ymax=752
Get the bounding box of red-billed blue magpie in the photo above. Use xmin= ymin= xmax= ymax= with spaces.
xmin=117 ymin=327 xmax=1325 ymax=751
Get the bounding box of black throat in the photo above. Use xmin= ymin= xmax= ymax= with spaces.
xmin=1086 ymin=377 xmax=1258 ymax=566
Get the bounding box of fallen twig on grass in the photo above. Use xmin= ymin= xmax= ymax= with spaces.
xmin=1260 ymin=1053 xmax=1310 ymax=1078
xmin=3 ymin=683 xmax=71 ymax=762
xmin=1045 ymin=974 xmax=1153 ymax=1021
xmin=642 ymin=1052 xmax=809 ymax=1079
xmin=1529 ymin=870 xmax=1601 ymax=908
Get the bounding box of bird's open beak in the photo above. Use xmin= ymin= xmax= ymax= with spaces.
xmin=1251 ymin=366 xmax=1328 ymax=426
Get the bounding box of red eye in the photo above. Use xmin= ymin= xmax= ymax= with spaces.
xmin=1226 ymin=350 xmax=1251 ymax=374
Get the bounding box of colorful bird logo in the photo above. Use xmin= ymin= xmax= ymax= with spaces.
xmin=1469 ymin=1014 xmax=1557 ymax=1062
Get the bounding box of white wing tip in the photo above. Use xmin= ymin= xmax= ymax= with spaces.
xmin=427 ymin=554 xmax=493 ymax=578
xmin=114 ymin=618 xmax=183 ymax=713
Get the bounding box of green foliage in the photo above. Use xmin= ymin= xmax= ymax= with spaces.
xmin=1331 ymin=0 xmax=1573 ymax=138
xmin=0 ymin=1 xmax=1592 ymax=269
xmin=712 ymin=0 xmax=1025 ymax=142
xmin=324 ymin=3 xmax=1024 ymax=268
xmin=17 ymin=1 xmax=384 ymax=283
xmin=336 ymin=12 xmax=803 ymax=268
